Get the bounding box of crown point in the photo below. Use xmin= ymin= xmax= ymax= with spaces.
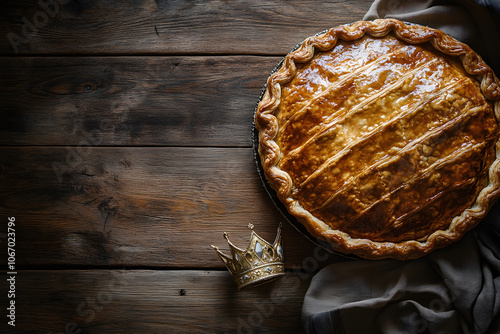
xmin=212 ymin=224 xmax=285 ymax=289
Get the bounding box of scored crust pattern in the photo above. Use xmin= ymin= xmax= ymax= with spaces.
xmin=255 ymin=19 xmax=500 ymax=260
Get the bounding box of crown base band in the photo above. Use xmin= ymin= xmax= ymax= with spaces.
xmin=234 ymin=263 xmax=285 ymax=290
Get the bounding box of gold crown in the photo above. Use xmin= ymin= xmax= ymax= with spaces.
xmin=212 ymin=223 xmax=284 ymax=289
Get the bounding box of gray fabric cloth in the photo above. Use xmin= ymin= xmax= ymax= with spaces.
xmin=301 ymin=1 xmax=500 ymax=333
xmin=364 ymin=0 xmax=500 ymax=74
xmin=302 ymin=226 xmax=500 ymax=333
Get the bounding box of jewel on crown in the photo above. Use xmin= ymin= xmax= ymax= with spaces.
xmin=212 ymin=223 xmax=284 ymax=289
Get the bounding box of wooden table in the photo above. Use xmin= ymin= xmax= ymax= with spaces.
xmin=0 ymin=1 xmax=373 ymax=332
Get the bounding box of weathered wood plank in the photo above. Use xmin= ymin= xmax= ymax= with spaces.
xmin=0 ymin=0 xmax=373 ymax=55
xmin=0 ymin=146 xmax=343 ymax=267
xmin=0 ymin=56 xmax=278 ymax=147
xmin=0 ymin=269 xmax=312 ymax=333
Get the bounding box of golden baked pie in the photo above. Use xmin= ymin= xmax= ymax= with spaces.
xmin=255 ymin=19 xmax=500 ymax=260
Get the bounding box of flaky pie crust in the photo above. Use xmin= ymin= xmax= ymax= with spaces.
xmin=255 ymin=19 xmax=500 ymax=260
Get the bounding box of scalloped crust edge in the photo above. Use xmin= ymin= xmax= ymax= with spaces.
xmin=255 ymin=19 xmax=500 ymax=260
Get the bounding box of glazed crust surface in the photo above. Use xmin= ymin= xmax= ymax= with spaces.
xmin=255 ymin=19 xmax=500 ymax=260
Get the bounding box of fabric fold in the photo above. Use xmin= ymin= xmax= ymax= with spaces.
xmin=302 ymin=230 xmax=500 ymax=333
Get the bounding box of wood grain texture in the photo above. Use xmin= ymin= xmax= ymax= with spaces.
xmin=0 ymin=270 xmax=311 ymax=333
xmin=0 ymin=1 xmax=369 ymax=331
xmin=0 ymin=56 xmax=279 ymax=147
xmin=0 ymin=146 xmax=343 ymax=267
xmin=0 ymin=0 xmax=373 ymax=55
